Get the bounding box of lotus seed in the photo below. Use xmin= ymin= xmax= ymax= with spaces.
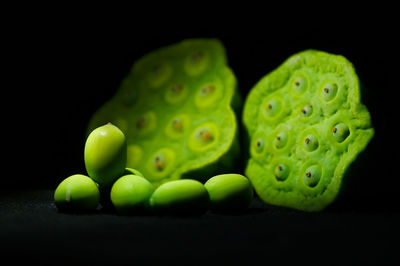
xmin=333 ymin=123 xmax=350 ymax=143
xmin=303 ymin=134 xmax=319 ymax=152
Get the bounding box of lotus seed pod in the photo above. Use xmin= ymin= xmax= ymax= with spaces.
xmin=87 ymin=39 xmax=241 ymax=187
xmin=149 ymin=179 xmax=209 ymax=215
xmin=110 ymin=174 xmax=154 ymax=214
xmin=204 ymin=174 xmax=253 ymax=211
xmin=243 ymin=50 xmax=374 ymax=211
xmin=84 ymin=123 xmax=127 ymax=188
xmin=54 ymin=174 xmax=100 ymax=212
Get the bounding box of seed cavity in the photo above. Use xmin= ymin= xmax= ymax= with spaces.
xmin=263 ymin=98 xmax=282 ymax=118
xmin=254 ymin=138 xmax=265 ymax=153
xmin=304 ymin=165 xmax=322 ymax=187
xmin=184 ymin=50 xmax=209 ymax=76
xmin=189 ymin=123 xmax=218 ymax=151
xmin=153 ymin=153 xmax=165 ymax=171
xmin=332 ymin=123 xmax=350 ymax=143
xmin=165 ymin=84 xmax=187 ymax=104
xmin=321 ymin=82 xmax=338 ymax=101
xmin=135 ymin=111 xmax=156 ymax=135
xmin=147 ymin=63 xmax=172 ymax=88
xmin=199 ymin=85 xmax=215 ymax=97
xmin=303 ymin=134 xmax=319 ymax=152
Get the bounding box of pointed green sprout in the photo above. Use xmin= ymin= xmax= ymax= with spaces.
xmin=87 ymin=39 xmax=241 ymax=187
xmin=243 ymin=50 xmax=374 ymax=211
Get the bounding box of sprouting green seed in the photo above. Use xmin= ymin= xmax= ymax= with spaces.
xmin=332 ymin=123 xmax=350 ymax=143
xmin=149 ymin=179 xmax=209 ymax=215
xmin=84 ymin=123 xmax=127 ymax=188
xmin=54 ymin=174 xmax=100 ymax=212
xmin=110 ymin=174 xmax=154 ymax=214
xmin=204 ymin=174 xmax=253 ymax=211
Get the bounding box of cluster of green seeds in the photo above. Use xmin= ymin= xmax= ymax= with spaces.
xmin=87 ymin=39 xmax=241 ymax=188
xmin=243 ymin=50 xmax=374 ymax=211
xmin=54 ymin=124 xmax=253 ymax=214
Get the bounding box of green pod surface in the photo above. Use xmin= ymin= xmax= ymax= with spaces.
xmin=110 ymin=174 xmax=154 ymax=214
xmin=204 ymin=174 xmax=253 ymax=211
xmin=87 ymin=39 xmax=241 ymax=187
xmin=149 ymin=179 xmax=209 ymax=214
xmin=84 ymin=123 xmax=127 ymax=188
xmin=54 ymin=174 xmax=100 ymax=212
xmin=243 ymin=50 xmax=374 ymax=212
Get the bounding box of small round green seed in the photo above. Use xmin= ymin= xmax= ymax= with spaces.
xmin=204 ymin=174 xmax=253 ymax=211
xmin=110 ymin=175 xmax=154 ymax=214
xmin=274 ymin=164 xmax=290 ymax=181
xmin=304 ymin=165 xmax=322 ymax=187
xmin=149 ymin=179 xmax=209 ymax=215
xmin=54 ymin=174 xmax=100 ymax=212
xmin=274 ymin=132 xmax=288 ymax=149
xmin=303 ymin=134 xmax=319 ymax=152
xmin=321 ymin=82 xmax=338 ymax=101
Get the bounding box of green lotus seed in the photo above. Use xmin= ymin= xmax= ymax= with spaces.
xmin=149 ymin=179 xmax=209 ymax=215
xmin=301 ymin=104 xmax=313 ymax=117
xmin=274 ymin=132 xmax=288 ymax=149
xmin=321 ymin=82 xmax=338 ymax=101
xmin=304 ymin=165 xmax=322 ymax=188
xmin=243 ymin=50 xmax=374 ymax=211
xmin=88 ymin=39 xmax=240 ymax=188
xmin=254 ymin=138 xmax=265 ymax=153
xmin=332 ymin=123 xmax=350 ymax=143
xmin=274 ymin=164 xmax=290 ymax=181
xmin=54 ymin=174 xmax=100 ymax=212
xmin=303 ymin=133 xmax=319 ymax=152
xmin=84 ymin=123 xmax=127 ymax=188
xmin=204 ymin=174 xmax=253 ymax=211
xmin=110 ymin=174 xmax=154 ymax=214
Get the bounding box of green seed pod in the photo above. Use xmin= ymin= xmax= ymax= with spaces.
xmin=110 ymin=174 xmax=154 ymax=214
xmin=149 ymin=179 xmax=209 ymax=215
xmin=84 ymin=123 xmax=127 ymax=188
xmin=87 ymin=39 xmax=241 ymax=187
xmin=54 ymin=174 xmax=100 ymax=212
xmin=204 ymin=174 xmax=253 ymax=211
xmin=243 ymin=50 xmax=374 ymax=211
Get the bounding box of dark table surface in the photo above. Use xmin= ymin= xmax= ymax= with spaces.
xmin=1 ymin=189 xmax=399 ymax=265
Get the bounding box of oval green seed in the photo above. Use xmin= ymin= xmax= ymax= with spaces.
xmin=149 ymin=179 xmax=209 ymax=215
xmin=54 ymin=174 xmax=100 ymax=212
xmin=303 ymin=133 xmax=319 ymax=152
xmin=321 ymin=82 xmax=338 ymax=101
xmin=84 ymin=123 xmax=127 ymax=188
xmin=274 ymin=164 xmax=290 ymax=181
xmin=274 ymin=132 xmax=288 ymax=149
xmin=110 ymin=175 xmax=154 ymax=214
xmin=204 ymin=174 xmax=253 ymax=211
xmin=304 ymin=165 xmax=322 ymax=187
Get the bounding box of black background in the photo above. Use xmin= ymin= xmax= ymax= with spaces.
xmin=2 ymin=9 xmax=399 ymax=265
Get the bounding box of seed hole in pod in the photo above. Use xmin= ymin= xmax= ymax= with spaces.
xmin=321 ymin=82 xmax=338 ymax=101
xmin=147 ymin=148 xmax=176 ymax=180
xmin=301 ymin=104 xmax=313 ymax=117
xmin=274 ymin=132 xmax=288 ymax=149
xmin=135 ymin=111 xmax=156 ymax=135
xmin=303 ymin=134 xmax=319 ymax=152
xmin=304 ymin=165 xmax=322 ymax=187
xmin=199 ymin=85 xmax=215 ymax=97
xmin=172 ymin=118 xmax=183 ymax=132
xmin=184 ymin=50 xmax=209 ymax=76
xmin=274 ymin=163 xmax=290 ymax=181
xmin=196 ymin=127 xmax=214 ymax=143
xmin=254 ymin=138 xmax=265 ymax=153
xmin=147 ymin=63 xmax=172 ymax=88
xmin=153 ymin=153 xmax=165 ymax=171
xmin=165 ymin=84 xmax=187 ymax=104
xmin=332 ymin=123 xmax=350 ymax=143
xmin=292 ymin=76 xmax=308 ymax=94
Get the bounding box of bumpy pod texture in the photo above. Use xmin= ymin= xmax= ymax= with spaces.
xmin=88 ymin=39 xmax=241 ymax=187
xmin=243 ymin=50 xmax=374 ymax=211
